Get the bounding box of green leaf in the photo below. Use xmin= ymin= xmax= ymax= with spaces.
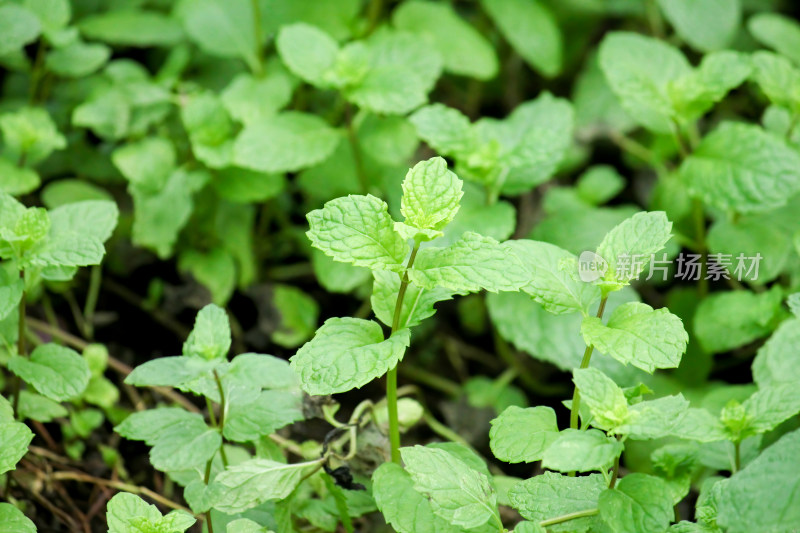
xmin=373 ymin=462 xmax=479 ymax=533
xmin=595 ymin=211 xmax=673 ymax=289
xmin=656 ymin=0 xmax=740 ymax=52
xmin=0 ymin=159 xmax=39 ymax=196
xmin=573 ymin=52 xmax=636 ymax=135
xmin=9 ymin=343 xmax=90 ymax=401
xmin=344 ymin=30 xmax=443 ymax=115
xmin=107 ymin=492 xmax=195 ymax=533
xmin=0 ymin=268 xmax=23 ymax=321
xmin=357 ymin=113 xmax=419 ymax=166
xmin=599 ymin=32 xmax=691 ymax=133
xmin=748 ymin=13 xmax=800 ymax=66
xmin=400 ymin=157 xmax=463 ymax=238
xmin=291 ymin=317 xmax=410 ymax=395
xmin=750 ymin=51 xmax=800 ymax=114
xmin=542 ymin=428 xmax=623 ymax=473
xmin=409 ymin=232 xmax=530 ymax=293
xmin=693 ymin=288 xmax=782 ymax=353
xmin=226 ymin=518 xmax=271 ymax=533
xmin=669 ymin=51 xmax=751 ymax=124
xmin=46 ymin=40 xmax=111 ymax=77
xmin=506 ymin=240 xmax=600 ymax=315
xmin=79 ymin=10 xmax=183 ymax=47
xmin=616 ymin=394 xmax=691 ymax=440
xmin=599 ymin=473 xmax=673 ymax=533
xmin=72 ymin=87 xmax=129 ymax=141
xmin=0 ymin=420 xmax=33 ymax=475
xmin=23 ymin=0 xmax=70 ymax=35
xmin=392 ymin=1 xmax=498 ymax=80
xmin=576 ymin=166 xmax=626 ymax=206
xmin=233 ymin=112 xmax=340 ymax=173
xmin=481 ymin=0 xmax=562 ymax=77
xmin=210 ymin=459 xmax=321 ymax=514
xmin=306 ymin=194 xmax=408 ymax=272
xmin=180 ymin=91 xmax=234 ymax=169
xmin=371 ymin=270 xmax=457 ymax=330
xmin=48 ymin=200 xmax=119 ymax=243
xmin=0 ymin=503 xmax=36 ymax=533
xmin=680 ymin=122 xmax=800 ymax=214
xmin=212 ymin=168 xmax=285 ymax=203
xmin=178 ymin=248 xmax=236 ymax=305
xmin=489 ymin=406 xmax=559 ymax=463
xmin=509 ymin=472 xmax=605 ymax=531
xmin=401 ymin=445 xmax=499 ymax=529
xmin=112 ymin=137 xmax=175 ymax=191
xmin=223 ymin=390 xmax=303 ymax=442
xmin=221 ymin=72 xmax=292 ymax=125
xmin=269 ymin=285 xmax=319 ymax=348
xmin=0 ymin=4 xmax=40 ymax=56
xmin=17 ymin=390 xmax=68 ymax=422
xmin=311 ymin=249 xmax=371 ymax=294
xmin=409 ymin=104 xmax=475 ymax=157
xmin=581 ymin=302 xmax=688 ymax=373
xmin=752 ymin=318 xmax=800 ymax=387
xmin=572 ymin=367 xmax=628 ymax=431
xmin=178 ymin=0 xmax=260 ymax=71
xmin=183 ymin=304 xmax=231 ymax=360
xmin=0 ymin=107 xmax=66 ymax=166
xmin=716 ymin=428 xmax=800 ymax=532
xmin=115 ymin=407 xmax=199 ymax=445
xmin=149 ymin=421 xmax=221 ymax=472
xmin=276 ymin=23 xmax=338 ymax=85
xmin=742 ymin=383 xmax=800 ymax=434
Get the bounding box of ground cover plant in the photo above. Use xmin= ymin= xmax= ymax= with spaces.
xmin=2 ymin=0 xmax=800 ymax=531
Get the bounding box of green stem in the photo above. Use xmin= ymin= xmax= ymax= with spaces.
xmin=540 ymin=508 xmax=599 ymax=528
xmin=386 ymin=241 xmax=421 ymax=464
xmin=570 ymin=297 xmax=608 ymax=431
xmin=82 ymin=265 xmax=102 ymax=340
xmin=733 ymin=440 xmax=741 ymax=473
xmin=609 ymin=441 xmax=622 ymax=489
xmin=692 ymin=199 xmax=708 ymax=297
xmin=11 ymin=270 xmax=26 ymax=418
xmin=249 ymin=0 xmax=264 ymax=76
xmin=345 ymin=104 xmax=369 ymax=194
xmin=364 ymin=0 xmax=384 ymax=36
xmin=213 ymin=370 xmax=229 ymax=467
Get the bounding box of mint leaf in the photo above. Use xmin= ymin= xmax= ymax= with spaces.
xmin=694 ymin=288 xmax=782 ymax=353
xmin=595 ymin=211 xmax=673 ymax=289
xmin=399 ymin=157 xmax=463 ymax=238
xmin=9 ymin=344 xmax=90 ymax=401
xmin=125 ymin=356 xmax=220 ymax=388
xmin=400 ymin=445 xmax=499 ymax=529
xmin=576 ymin=166 xmax=626 ymax=205
xmin=307 ymin=194 xmax=408 ymax=271
xmin=149 ymin=421 xmax=221 ymax=472
xmin=392 ymin=1 xmax=498 ymax=80
xmin=742 ymin=383 xmax=800 ymax=434
xmin=581 ymin=302 xmax=688 ymax=373
xmin=599 ymin=32 xmax=690 ymax=133
xmin=748 ymin=13 xmax=800 ymax=66
xmin=48 ymin=200 xmax=119 ymax=243
xmin=751 ymin=51 xmax=800 ymax=113
xmin=0 ymin=4 xmax=40 ymax=55
xmin=234 ymin=112 xmax=339 ymax=173
xmin=180 ymin=92 xmax=233 ymax=169
xmin=182 ymin=304 xmax=231 ymax=361
xmin=716 ymin=428 xmax=800 ymax=532
xmin=115 ymin=408 xmax=199 ymax=445
xmin=290 ymin=318 xmax=410 ymax=395
xmin=409 ymin=104 xmax=475 ymax=157
xmin=680 ymin=122 xmax=800 ymax=213
xmin=656 ymin=0 xmax=740 ymax=52
xmin=107 ymin=492 xmax=195 ymax=533
xmin=112 ymin=137 xmax=175 ymax=191
xmin=0 ymin=160 xmax=39 ymax=196
xmin=542 ymin=428 xmax=623 ymax=473
xmin=409 ymin=232 xmax=529 ymax=292
xmin=223 ymin=390 xmax=303 ymax=442
xmin=0 ymin=420 xmax=33 ymax=475
xmin=599 ymin=473 xmax=673 ymax=533
xmin=177 ymin=0 xmax=260 ymax=72
xmin=371 ymin=270 xmax=457 ymax=330
xmin=0 ymin=107 xmax=66 ymax=165
xmin=210 ymin=459 xmax=321 ymax=514
xmin=489 ymin=406 xmax=559 ymax=463
xmin=481 ymin=0 xmax=562 ymax=78
xmin=509 ymin=472 xmax=605 ymax=531
xmin=752 ymin=318 xmax=800 ymax=387
xmin=373 ymin=462 xmax=477 ymax=533
xmin=616 ymin=394 xmax=691 ymax=440
xmin=277 ymin=23 xmax=338 ymax=85
xmin=0 ymin=503 xmax=36 ymax=533
xmin=269 ymin=285 xmax=319 ymax=348
xmin=0 ymin=269 xmax=23 ymax=321
xmin=46 ymin=40 xmax=110 ymax=78
xmin=506 ymin=240 xmax=601 ymax=315
xmin=572 ymin=367 xmax=628 ymax=431
xmin=221 ymin=72 xmax=292 ymax=125
xmin=79 ymin=10 xmax=183 ymax=47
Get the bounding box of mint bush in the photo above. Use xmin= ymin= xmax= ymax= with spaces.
xmin=1 ymin=0 xmax=800 ymax=532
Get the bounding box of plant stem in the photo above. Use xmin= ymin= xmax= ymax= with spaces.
xmin=570 ymin=297 xmax=608 ymax=431
xmin=249 ymin=0 xmax=264 ymax=76
xmin=386 ymin=241 xmax=421 ymax=464
xmin=540 ymin=508 xmax=599 ymax=528
xmin=692 ymin=199 xmax=708 ymax=297
xmin=11 ymin=270 xmax=26 ymax=418
xmin=83 ymin=265 xmax=102 ymax=340
xmin=609 ymin=447 xmax=621 ymax=488
xmin=345 ymin=104 xmax=369 ymax=194
xmin=733 ymin=440 xmax=741 ymax=473
xmin=213 ymin=369 xmax=229 ymax=467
